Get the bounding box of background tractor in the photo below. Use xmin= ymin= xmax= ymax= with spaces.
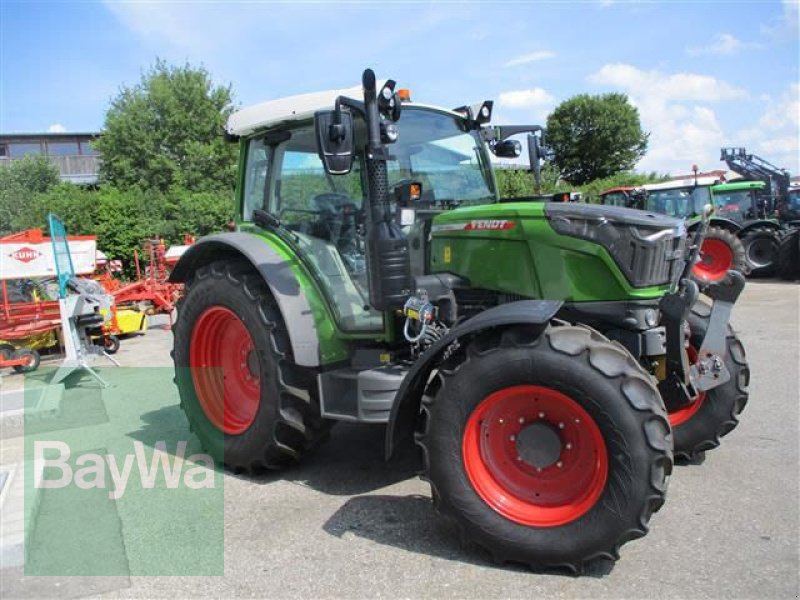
xmin=171 ymin=69 xmax=749 ymax=572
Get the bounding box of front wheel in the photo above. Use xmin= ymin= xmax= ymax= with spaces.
xmin=692 ymin=226 xmax=748 ymax=284
xmin=417 ymin=325 xmax=673 ymax=572
xmin=668 ymin=301 xmax=749 ymax=461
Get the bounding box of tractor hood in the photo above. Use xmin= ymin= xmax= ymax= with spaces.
xmin=428 ymin=202 xmax=687 ymax=301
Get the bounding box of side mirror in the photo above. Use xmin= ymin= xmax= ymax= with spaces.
xmin=492 ymin=140 xmax=521 ymax=158
xmin=315 ymin=109 xmax=354 ymax=175
xmin=528 ymin=133 xmax=543 ymax=189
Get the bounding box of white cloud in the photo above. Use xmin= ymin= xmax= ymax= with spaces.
xmin=588 ymin=63 xmax=747 ymax=102
xmin=736 ymin=83 xmax=799 ymax=172
xmin=761 ymin=0 xmax=799 ymax=38
xmin=503 ymin=51 xmax=556 ymax=68
xmin=48 ymin=123 xmax=66 ymax=133
xmin=686 ymin=33 xmax=755 ymax=56
xmin=587 ymin=63 xmax=749 ymax=173
xmin=498 ymin=88 xmax=555 ymax=109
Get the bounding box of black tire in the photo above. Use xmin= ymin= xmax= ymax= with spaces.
xmin=691 ymin=226 xmax=749 ymax=285
xmin=777 ymin=229 xmax=800 ymax=281
xmin=670 ymin=301 xmax=749 ymax=461
xmin=103 ymin=335 xmax=120 ymax=354
xmin=416 ymin=324 xmax=673 ymax=573
xmin=742 ymin=227 xmax=780 ymax=276
xmin=12 ymin=348 xmax=40 ymax=373
xmin=0 ymin=344 xmax=15 ymax=361
xmin=172 ymin=259 xmax=330 ymax=471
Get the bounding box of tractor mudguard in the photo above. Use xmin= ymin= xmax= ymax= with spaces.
xmin=384 ymin=299 xmax=562 ymax=459
xmin=696 ymin=217 xmax=741 ymax=233
xmin=169 ymin=232 xmax=321 ymax=367
xmin=738 ymin=220 xmax=782 ymax=236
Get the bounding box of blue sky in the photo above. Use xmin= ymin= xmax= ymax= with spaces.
xmin=1 ymin=0 xmax=798 ymax=174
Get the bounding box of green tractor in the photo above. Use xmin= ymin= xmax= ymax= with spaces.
xmin=170 ymin=70 xmax=749 ymax=571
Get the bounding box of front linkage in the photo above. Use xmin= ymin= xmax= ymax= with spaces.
xmin=658 ymin=214 xmax=746 ymax=413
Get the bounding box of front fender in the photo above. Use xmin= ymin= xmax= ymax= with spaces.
xmin=701 ymin=217 xmax=741 ymax=233
xmin=170 ymin=232 xmax=321 ymax=367
xmin=384 ymin=299 xmax=562 ymax=459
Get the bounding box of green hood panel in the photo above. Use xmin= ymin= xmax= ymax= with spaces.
xmin=430 ymin=202 xmax=671 ymax=301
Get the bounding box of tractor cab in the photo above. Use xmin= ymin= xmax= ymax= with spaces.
xmin=228 ymin=82 xmax=539 ymax=333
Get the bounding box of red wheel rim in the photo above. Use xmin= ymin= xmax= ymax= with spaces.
xmin=693 ymin=239 xmax=733 ymax=282
xmin=462 ymin=385 xmax=608 ymax=527
xmin=189 ymin=306 xmax=261 ymax=435
xmin=669 ymin=346 xmax=706 ymax=427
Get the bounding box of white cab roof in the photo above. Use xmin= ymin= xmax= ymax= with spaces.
xmin=642 ymin=175 xmax=724 ymax=191
xmin=228 ymin=81 xmax=384 ymax=136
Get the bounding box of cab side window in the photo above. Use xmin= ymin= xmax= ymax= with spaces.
xmin=242 ymin=138 xmax=271 ymax=221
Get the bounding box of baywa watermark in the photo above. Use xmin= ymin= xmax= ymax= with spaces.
xmin=35 ymin=440 xmax=215 ymax=500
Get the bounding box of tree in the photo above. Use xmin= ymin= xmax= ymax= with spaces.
xmin=0 ymin=155 xmax=60 ymax=233
xmin=545 ymin=93 xmax=648 ymax=185
xmin=95 ymin=60 xmax=237 ymax=193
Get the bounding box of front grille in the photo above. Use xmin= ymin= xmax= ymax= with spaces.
xmin=612 ymin=228 xmax=686 ymax=288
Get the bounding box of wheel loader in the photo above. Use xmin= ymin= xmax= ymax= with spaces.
xmin=170 ymin=69 xmax=749 ymax=572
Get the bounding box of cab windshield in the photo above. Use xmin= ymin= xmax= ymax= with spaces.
xmin=387 ymin=108 xmax=497 ymax=206
xmin=646 ymin=186 xmax=710 ymax=218
xmin=712 ymin=189 xmax=755 ymax=221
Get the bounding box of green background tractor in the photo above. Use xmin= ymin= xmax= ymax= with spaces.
xmin=170 ymin=69 xmax=749 ymax=572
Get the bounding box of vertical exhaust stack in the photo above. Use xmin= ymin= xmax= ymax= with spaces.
xmin=361 ymin=69 xmax=411 ymax=310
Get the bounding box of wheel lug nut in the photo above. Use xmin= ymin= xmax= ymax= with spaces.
xmin=538 ymin=412 xmax=545 ymax=419
xmin=565 ymin=443 xmax=573 ymax=450
xmin=536 ymin=467 xmax=542 ymax=472
xmin=558 ymin=422 xmax=564 ymax=429
xmin=498 ymin=418 xmax=504 ymax=424
xmin=510 ymin=435 xmax=516 ymax=441
xmin=556 ymin=461 xmax=563 ymax=468
xmin=518 ymin=417 xmax=525 ymax=424
xmin=574 ymin=418 xmax=581 ymax=424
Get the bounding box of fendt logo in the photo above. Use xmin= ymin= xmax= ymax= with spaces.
xmin=9 ymin=246 xmax=42 ymax=263
xmin=464 ymin=220 xmax=515 ymax=231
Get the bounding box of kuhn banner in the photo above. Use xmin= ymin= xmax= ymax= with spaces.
xmin=1 ymin=236 xmax=97 ymax=279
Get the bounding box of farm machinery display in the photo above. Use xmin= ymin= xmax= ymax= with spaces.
xmin=100 ymin=237 xmax=188 ymax=318
xmin=170 ymin=70 xmax=750 ymax=571
xmin=601 ymin=150 xmax=799 ymax=281
xmin=0 ymin=229 xmax=143 ymax=372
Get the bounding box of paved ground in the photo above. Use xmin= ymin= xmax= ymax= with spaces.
xmin=1 ymin=281 xmax=798 ymax=599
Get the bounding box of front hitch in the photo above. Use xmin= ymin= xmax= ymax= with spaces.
xmin=658 ymin=270 xmax=745 ymax=412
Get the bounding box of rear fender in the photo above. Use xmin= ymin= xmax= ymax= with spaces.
xmin=170 ymin=232 xmax=321 ymax=367
xmin=739 ymin=220 xmax=782 ymax=237
xmin=384 ymin=299 xmax=562 ymax=459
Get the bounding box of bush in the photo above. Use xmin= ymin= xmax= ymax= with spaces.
xmin=13 ymin=184 xmax=233 ymax=276
xmin=0 ymin=156 xmax=60 ymax=233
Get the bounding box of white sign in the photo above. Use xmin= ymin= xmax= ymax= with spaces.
xmin=1 ymin=238 xmax=97 ymax=279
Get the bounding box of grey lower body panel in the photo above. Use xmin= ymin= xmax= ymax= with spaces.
xmin=318 ymin=365 xmax=408 ymax=423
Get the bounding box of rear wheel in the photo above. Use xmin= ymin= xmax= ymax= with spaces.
xmin=103 ymin=335 xmax=120 ymax=354
xmin=742 ymin=227 xmax=779 ymax=276
xmin=172 ymin=260 xmax=330 ymax=471
xmin=12 ymin=348 xmax=40 ymax=373
xmin=668 ymin=301 xmax=749 ymax=461
xmin=417 ymin=325 xmax=672 ymax=572
xmin=692 ymin=227 xmax=748 ymax=284
xmin=777 ymin=229 xmax=800 ymax=280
